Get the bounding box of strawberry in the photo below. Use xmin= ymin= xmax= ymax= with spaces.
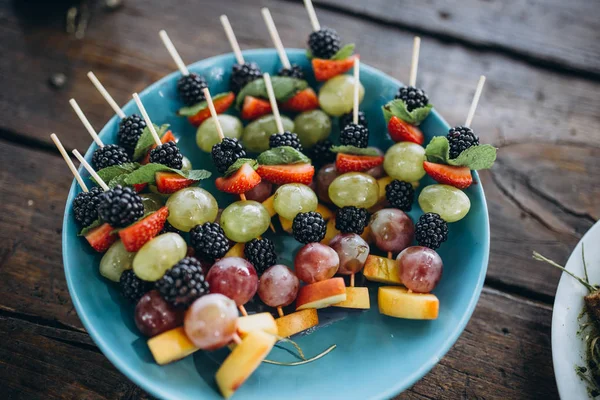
xmin=388 ymin=116 xmax=424 ymax=144
xmin=215 ymin=163 xmax=262 ymax=194
xmin=241 ymin=96 xmax=272 ymax=120
xmin=84 ymin=223 xmax=117 ymax=252
xmin=312 ymin=55 xmax=358 ymax=82
xmin=155 ymin=171 xmax=197 ymax=194
xmin=280 ymin=88 xmax=318 ymax=112
xmin=336 ymin=153 xmax=384 ymax=173
xmin=256 ymin=163 xmax=315 ymax=185
xmin=133 ymin=183 xmax=147 ymax=192
xmin=187 ymin=92 xmax=235 ymax=127
xmin=423 ymin=161 xmax=473 ymax=189
xmin=141 ymin=130 xmax=177 ymax=165
xmin=119 ymin=206 xmax=169 ymax=252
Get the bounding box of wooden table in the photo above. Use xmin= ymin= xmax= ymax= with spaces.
xmin=1 ymin=0 xmax=599 ymax=398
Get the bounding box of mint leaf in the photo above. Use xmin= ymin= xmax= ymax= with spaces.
xmin=306 ymin=48 xmax=313 ymax=60
xmin=95 ymin=163 xmax=140 ymax=185
xmin=123 ymin=163 xmax=211 ymax=185
xmin=330 ymin=145 xmax=380 ymax=156
xmin=425 ymin=136 xmax=450 ymax=164
xmin=235 ymin=77 xmax=308 ymax=108
xmin=224 ymin=158 xmax=258 ymax=177
xmin=132 ymin=124 xmax=170 ymax=160
xmin=382 ymin=99 xmax=432 ymax=126
xmin=448 ymin=144 xmax=497 ymax=170
xmin=257 ymin=146 xmax=311 ymax=165
xmin=179 ymin=169 xmax=212 ymax=181
xmin=330 ymin=44 xmax=355 ymax=61
xmin=78 ymin=219 xmax=103 ymax=236
xmin=177 ymin=92 xmax=231 ymax=117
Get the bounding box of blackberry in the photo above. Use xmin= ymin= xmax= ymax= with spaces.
xmin=92 ymin=144 xmax=130 ymax=170
xmin=244 ymin=238 xmax=277 ymax=276
xmin=415 ymin=213 xmax=448 ymax=250
xmin=292 ymin=212 xmax=327 ymax=244
xmin=156 ymin=257 xmax=209 ymax=308
xmin=340 ymin=111 xmax=367 ymax=131
xmin=120 ymin=270 xmax=151 ymax=303
xmin=118 ymin=114 xmax=147 ymax=155
xmin=230 ymin=62 xmax=262 ymax=94
xmin=306 ymin=139 xmax=335 ymax=168
xmin=447 ymin=126 xmax=479 ymax=159
xmin=177 ymin=73 xmax=207 ymax=106
xmin=277 ymin=64 xmax=305 ymax=80
xmin=160 ymin=221 xmax=181 ymax=235
xmin=97 ymin=185 xmax=144 ymax=228
xmin=308 ymin=27 xmax=340 ymax=59
xmin=189 ymin=222 xmax=230 ymax=261
xmin=73 ymin=186 xmax=103 ymax=228
xmin=149 ymin=141 xmax=183 ymax=169
xmin=269 ymin=131 xmax=303 ymax=151
xmin=394 ymin=86 xmax=429 ymax=111
xmin=335 ymin=206 xmax=369 ymax=234
xmin=211 ymin=137 xmax=246 ymax=173
xmin=340 ymin=123 xmax=369 ymax=148
xmin=385 ymin=180 xmax=414 ymax=211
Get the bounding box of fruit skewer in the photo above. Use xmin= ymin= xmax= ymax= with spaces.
xmin=72 ymin=149 xmax=110 ymax=191
xmin=50 ymin=133 xmax=88 ymax=192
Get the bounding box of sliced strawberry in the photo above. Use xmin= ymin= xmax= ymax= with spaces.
xmin=336 ymin=153 xmax=384 ymax=173
xmin=241 ymin=96 xmax=272 ymax=120
xmin=280 ymin=88 xmax=318 ymax=112
xmin=187 ymin=92 xmax=235 ymax=127
xmin=312 ymin=55 xmax=358 ymax=82
xmin=84 ymin=223 xmax=117 ymax=252
xmin=141 ymin=130 xmax=177 ymax=164
xmin=423 ymin=161 xmax=473 ymax=189
xmin=256 ymin=163 xmax=315 ymax=185
xmin=215 ymin=163 xmax=262 ymax=194
xmin=133 ymin=183 xmax=147 ymax=192
xmin=155 ymin=171 xmax=197 ymax=194
xmin=119 ymin=206 xmax=169 ymax=252
xmin=388 ymin=116 xmax=424 ymax=144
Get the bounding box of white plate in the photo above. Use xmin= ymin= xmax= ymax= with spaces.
xmin=552 ymin=221 xmax=600 ymax=399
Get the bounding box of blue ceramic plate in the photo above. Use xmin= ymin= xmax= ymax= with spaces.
xmin=63 ymin=49 xmax=489 ymax=400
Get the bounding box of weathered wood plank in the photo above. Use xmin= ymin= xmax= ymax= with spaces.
xmin=313 ymin=0 xmax=600 ymax=77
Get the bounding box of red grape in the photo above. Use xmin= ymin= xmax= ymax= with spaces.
xmin=365 ymin=148 xmax=385 ymax=179
xmin=397 ymin=246 xmax=443 ymax=293
xmin=206 ymin=257 xmax=258 ymax=306
xmin=329 ymin=233 xmax=370 ymax=275
xmin=184 ymin=293 xmax=238 ymax=350
xmin=369 ymin=209 xmax=414 ymax=253
xmin=294 ymin=243 xmax=339 ymax=283
xmin=244 ymin=181 xmax=273 ymax=203
xmin=258 ymin=264 xmax=299 ymax=307
xmin=134 ymin=290 xmax=183 ymax=337
xmin=316 ymin=163 xmax=339 ymax=204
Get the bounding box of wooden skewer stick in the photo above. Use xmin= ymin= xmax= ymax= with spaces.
xmin=159 ymin=30 xmax=190 ymax=76
xmin=132 ymin=93 xmax=162 ymax=147
xmin=353 ymin=58 xmax=360 ymax=125
xmin=238 ymin=305 xmax=248 ymax=317
xmin=350 ymin=273 xmax=355 ymax=288
xmin=239 ymin=193 xmax=247 ymax=201
xmin=50 ymin=134 xmax=88 ymax=192
xmin=232 ymin=332 xmax=242 ymax=345
xmin=408 ymin=36 xmax=421 ymax=87
xmin=220 ymin=15 xmax=245 ymax=65
xmin=464 ymin=75 xmax=486 ymax=128
xmin=277 ymin=307 xmax=284 ymax=318
xmin=69 ymin=99 xmax=104 ymax=148
xmin=202 ymin=88 xmax=225 ymax=141
xmin=261 ymin=8 xmax=291 ymax=70
xmin=303 ymin=0 xmax=321 ymax=31
xmin=72 ymin=149 xmax=110 ymax=191
xmin=387 ymin=251 xmax=393 ymax=260
xmin=263 ymin=73 xmax=284 ymax=134
xmin=87 ymin=72 xmax=126 ymax=119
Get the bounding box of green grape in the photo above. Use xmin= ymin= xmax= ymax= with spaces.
xmin=383 ymin=142 xmax=426 ymax=182
xmin=99 ymin=240 xmax=135 ymax=282
xmin=133 ymin=233 xmax=187 ymax=281
xmin=165 ymin=187 xmax=218 ymax=232
xmin=318 ymin=75 xmax=365 ymax=117
xmin=273 ymin=183 xmax=318 ymax=220
xmin=242 ymin=114 xmax=294 ymax=153
xmin=196 ymin=115 xmax=243 ymax=152
xmin=418 ymin=184 xmax=471 ymax=222
xmin=220 ymin=201 xmax=270 ymax=243
xmin=140 ymin=193 xmax=165 ymax=213
xmin=181 ymin=156 xmax=192 ymax=171
xmin=328 ymin=172 xmax=379 ymax=208
xmin=293 ymin=110 xmax=332 ymax=148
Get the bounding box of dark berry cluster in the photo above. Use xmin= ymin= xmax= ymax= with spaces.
xmin=244 ymin=238 xmax=277 ymax=276
xmin=335 ymin=206 xmax=369 ymax=234
xmin=269 ymin=131 xmax=303 ymax=151
xmin=292 ymin=212 xmax=327 ymax=244
xmin=278 ymin=64 xmax=305 ymax=80
xmin=120 ymin=270 xmax=151 ymax=303
xmin=149 ymin=141 xmax=183 ymax=169
xmin=415 ymin=213 xmax=448 ymax=250
xmin=230 ymin=62 xmax=262 ymax=94
xmin=160 ymin=221 xmax=181 ymax=236
xmin=92 ymin=144 xmax=130 ymax=170
xmin=340 ymin=123 xmax=369 ymax=148
xmin=156 ymin=257 xmax=209 ymax=308
xmin=98 ymin=185 xmax=144 ymax=228
xmin=189 ymin=222 xmax=230 ymax=261
xmin=118 ymin=114 xmax=147 ymax=155
xmin=385 ymin=180 xmax=415 ymax=211
xmin=395 ymin=86 xmax=429 ymax=111
xmin=211 ymin=138 xmax=246 ymax=173
xmin=307 ymin=139 xmax=336 ymax=168
xmin=447 ymin=126 xmax=479 ymax=159
xmin=308 ymin=27 xmax=341 ymax=59
xmin=73 ymin=186 xmax=103 ymax=228
xmin=340 ymin=111 xmax=367 ymax=131
xmin=177 ymin=73 xmax=208 ymax=106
